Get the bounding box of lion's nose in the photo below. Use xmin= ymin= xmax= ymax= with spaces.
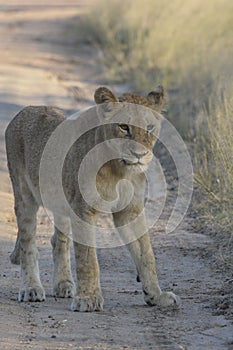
xmin=130 ymin=149 xmax=149 ymax=159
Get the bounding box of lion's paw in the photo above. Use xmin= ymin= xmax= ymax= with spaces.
xmin=19 ymin=285 xmax=45 ymax=302
xmin=145 ymin=291 xmax=179 ymax=308
xmin=71 ymin=293 xmax=104 ymax=312
xmin=53 ymin=280 xmax=75 ymax=298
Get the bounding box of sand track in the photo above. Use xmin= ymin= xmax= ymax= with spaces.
xmin=0 ymin=2 xmax=232 ymax=349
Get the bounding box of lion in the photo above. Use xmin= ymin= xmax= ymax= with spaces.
xmin=5 ymin=86 xmax=178 ymax=311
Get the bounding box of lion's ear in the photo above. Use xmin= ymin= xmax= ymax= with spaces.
xmin=95 ymin=87 xmax=120 ymax=120
xmin=147 ymin=85 xmax=166 ymax=109
xmin=94 ymin=87 xmax=119 ymax=104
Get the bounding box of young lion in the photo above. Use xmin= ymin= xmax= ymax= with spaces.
xmin=5 ymin=86 xmax=178 ymax=311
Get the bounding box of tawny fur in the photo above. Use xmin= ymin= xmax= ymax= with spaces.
xmin=5 ymin=86 xmax=178 ymax=311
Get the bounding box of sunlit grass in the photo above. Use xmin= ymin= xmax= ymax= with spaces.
xmin=72 ymin=0 xmax=233 ymax=244
xmin=194 ymin=89 xmax=233 ymax=239
xmin=74 ymin=0 xmax=233 ymax=87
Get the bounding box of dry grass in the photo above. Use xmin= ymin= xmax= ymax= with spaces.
xmin=194 ymin=88 xmax=233 ymax=257
xmin=74 ymin=0 xmax=233 ymax=85
xmin=72 ymin=0 xmax=233 ymax=243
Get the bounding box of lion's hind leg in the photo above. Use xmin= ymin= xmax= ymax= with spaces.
xmin=51 ymin=215 xmax=75 ymax=298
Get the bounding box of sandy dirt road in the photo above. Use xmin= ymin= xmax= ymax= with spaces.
xmin=0 ymin=1 xmax=232 ymax=349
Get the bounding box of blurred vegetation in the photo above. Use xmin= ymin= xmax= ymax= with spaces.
xmin=72 ymin=0 xmax=233 ymax=246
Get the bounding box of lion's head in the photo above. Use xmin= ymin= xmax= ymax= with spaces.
xmin=94 ymin=86 xmax=165 ymax=173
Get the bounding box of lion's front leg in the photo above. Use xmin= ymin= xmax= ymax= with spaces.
xmin=113 ymin=209 xmax=178 ymax=307
xmin=69 ymin=203 xmax=104 ymax=312
xmin=71 ymin=243 xmax=103 ymax=312
xmin=127 ymin=233 xmax=178 ymax=307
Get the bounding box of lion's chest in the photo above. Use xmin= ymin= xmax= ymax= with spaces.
xmin=96 ymin=170 xmax=124 ymax=201
xmin=94 ymin=164 xmax=144 ymax=213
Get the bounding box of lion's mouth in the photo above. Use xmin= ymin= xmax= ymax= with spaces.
xmin=121 ymin=159 xmax=148 ymax=169
xmin=122 ymin=159 xmax=138 ymax=165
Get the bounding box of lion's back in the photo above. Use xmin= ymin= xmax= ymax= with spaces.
xmin=5 ymin=106 xmax=66 ymax=192
xmin=6 ymin=106 xmax=65 ymax=139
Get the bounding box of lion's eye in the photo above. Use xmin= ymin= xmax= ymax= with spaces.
xmin=119 ymin=124 xmax=129 ymax=133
